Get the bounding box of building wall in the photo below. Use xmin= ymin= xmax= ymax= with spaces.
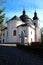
xmin=35 ymin=27 xmax=41 ymax=42
xmin=0 ymin=32 xmax=1 ymax=43
xmin=1 ymin=19 xmax=41 ymax=44
xmin=1 ymin=19 xmax=25 ymax=43
xmin=17 ymin=26 xmax=28 ymax=43
xmin=7 ymin=20 xmax=18 ymax=43
xmin=27 ymin=26 xmax=35 ymax=45
xmin=17 ymin=26 xmax=35 ymax=45
xmin=1 ymin=29 xmax=8 ymax=43
xmin=0 ymin=36 xmax=1 ymax=43
xmin=33 ymin=20 xmax=41 ymax=42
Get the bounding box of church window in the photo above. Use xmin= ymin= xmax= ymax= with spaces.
xmin=31 ymin=31 xmax=32 ymax=34
xmin=13 ymin=30 xmax=16 ymax=36
xmin=0 ymin=40 xmax=1 ymax=43
xmin=34 ymin=23 xmax=36 ymax=25
xmin=3 ymin=39 xmax=4 ymax=43
xmin=31 ymin=38 xmax=32 ymax=42
xmin=3 ymin=33 xmax=5 ymax=37
xmin=7 ymin=31 xmax=8 ymax=37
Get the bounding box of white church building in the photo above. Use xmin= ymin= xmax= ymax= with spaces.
xmin=1 ymin=9 xmax=41 ymax=45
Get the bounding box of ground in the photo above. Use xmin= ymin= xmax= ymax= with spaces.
xmin=0 ymin=44 xmax=43 ymax=65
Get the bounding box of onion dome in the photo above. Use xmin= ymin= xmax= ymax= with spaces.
xmin=33 ymin=11 xmax=39 ymax=20
xmin=20 ymin=9 xmax=31 ymax=22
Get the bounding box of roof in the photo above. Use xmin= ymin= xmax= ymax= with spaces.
xmin=0 ymin=25 xmax=7 ymax=31
xmin=33 ymin=11 xmax=39 ymax=20
xmin=20 ymin=9 xmax=32 ymax=22
xmin=20 ymin=14 xmax=31 ymax=21
xmin=17 ymin=23 xmax=35 ymax=29
xmin=10 ymin=16 xmax=21 ymax=20
xmin=7 ymin=15 xmax=22 ymax=23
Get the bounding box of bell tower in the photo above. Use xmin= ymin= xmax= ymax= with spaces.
xmin=33 ymin=11 xmax=38 ymax=20
xmin=33 ymin=11 xmax=39 ymax=27
xmin=33 ymin=11 xmax=41 ymax=42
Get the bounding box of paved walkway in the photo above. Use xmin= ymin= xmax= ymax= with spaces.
xmin=0 ymin=44 xmax=16 ymax=46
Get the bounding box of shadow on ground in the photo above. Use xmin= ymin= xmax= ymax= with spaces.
xmin=0 ymin=46 xmax=43 ymax=65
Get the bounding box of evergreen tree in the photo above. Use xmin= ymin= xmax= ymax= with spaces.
xmin=0 ymin=8 xmax=5 ymax=24
xmin=0 ymin=0 xmax=6 ymax=30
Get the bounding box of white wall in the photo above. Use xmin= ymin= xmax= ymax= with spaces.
xmin=1 ymin=29 xmax=8 ymax=43
xmin=35 ymin=27 xmax=41 ymax=42
xmin=17 ymin=25 xmax=35 ymax=45
xmin=33 ymin=20 xmax=41 ymax=42
xmin=27 ymin=26 xmax=35 ymax=44
xmin=7 ymin=19 xmax=24 ymax=43
xmin=7 ymin=20 xmax=17 ymax=43
xmin=0 ymin=36 xmax=1 ymax=43
xmin=17 ymin=26 xmax=28 ymax=43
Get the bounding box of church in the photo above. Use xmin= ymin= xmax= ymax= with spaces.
xmin=1 ymin=9 xmax=41 ymax=45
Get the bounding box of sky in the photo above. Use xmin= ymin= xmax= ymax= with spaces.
xmin=1 ymin=0 xmax=43 ymax=28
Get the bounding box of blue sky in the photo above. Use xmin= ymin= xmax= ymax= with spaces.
xmin=3 ymin=0 xmax=43 ymax=28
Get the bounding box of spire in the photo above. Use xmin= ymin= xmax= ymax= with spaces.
xmin=23 ymin=9 xmax=26 ymax=15
xmin=34 ymin=10 xmax=37 ymax=17
xmin=33 ymin=11 xmax=38 ymax=20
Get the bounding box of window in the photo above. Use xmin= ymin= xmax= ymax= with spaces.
xmin=13 ymin=30 xmax=16 ymax=36
xmin=0 ymin=40 xmax=1 ymax=43
xmin=7 ymin=31 xmax=8 ymax=37
xmin=31 ymin=31 xmax=32 ymax=34
xmin=3 ymin=33 xmax=5 ymax=37
xmin=31 ymin=38 xmax=32 ymax=42
xmin=3 ymin=39 xmax=4 ymax=43
xmin=34 ymin=23 xmax=36 ymax=25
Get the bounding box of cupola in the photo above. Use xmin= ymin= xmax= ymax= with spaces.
xmin=33 ymin=11 xmax=39 ymax=20
xmin=20 ymin=9 xmax=31 ymax=22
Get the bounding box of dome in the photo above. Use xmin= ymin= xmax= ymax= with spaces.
xmin=20 ymin=9 xmax=31 ymax=22
xmin=33 ymin=11 xmax=39 ymax=20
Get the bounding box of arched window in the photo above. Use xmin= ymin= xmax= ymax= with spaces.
xmin=13 ymin=30 xmax=16 ymax=36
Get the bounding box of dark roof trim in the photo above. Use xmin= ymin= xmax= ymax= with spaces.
xmin=17 ymin=23 xmax=35 ymax=29
xmin=6 ymin=15 xmax=22 ymax=23
xmin=1 ymin=27 xmax=7 ymax=31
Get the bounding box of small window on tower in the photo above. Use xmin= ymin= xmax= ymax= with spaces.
xmin=0 ymin=40 xmax=1 ymax=43
xmin=34 ymin=23 xmax=36 ymax=25
xmin=3 ymin=33 xmax=5 ymax=37
xmin=31 ymin=31 xmax=32 ymax=34
xmin=13 ymin=30 xmax=16 ymax=36
xmin=7 ymin=31 xmax=8 ymax=37
xmin=31 ymin=38 xmax=32 ymax=42
xmin=3 ymin=39 xmax=4 ymax=43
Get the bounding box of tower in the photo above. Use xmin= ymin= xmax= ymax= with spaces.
xmin=33 ymin=11 xmax=39 ymax=27
xmin=33 ymin=11 xmax=41 ymax=42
